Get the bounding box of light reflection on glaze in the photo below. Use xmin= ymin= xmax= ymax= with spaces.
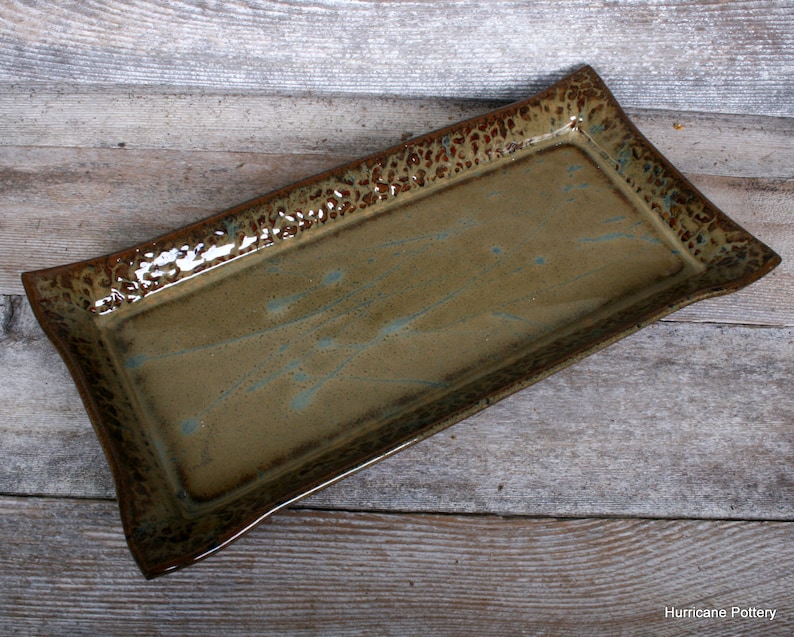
xmin=90 ymin=112 xmax=583 ymax=315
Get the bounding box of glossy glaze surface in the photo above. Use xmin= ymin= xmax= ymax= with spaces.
xmin=22 ymin=67 xmax=780 ymax=577
xmin=109 ymin=143 xmax=695 ymax=505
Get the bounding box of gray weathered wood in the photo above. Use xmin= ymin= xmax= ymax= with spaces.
xmin=0 ymin=146 xmax=350 ymax=295
xmin=1 ymin=89 xmax=792 ymax=179
xmin=4 ymin=290 xmax=792 ymax=521
xmin=1 ymin=1 xmax=792 ymax=117
xmin=2 ymin=497 xmax=792 ymax=636
xmin=1 ymin=0 xmax=792 ymax=628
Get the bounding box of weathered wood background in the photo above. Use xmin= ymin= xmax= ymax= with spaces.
xmin=1 ymin=1 xmax=793 ymax=635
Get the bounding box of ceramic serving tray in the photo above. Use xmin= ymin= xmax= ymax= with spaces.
xmin=23 ymin=66 xmax=779 ymax=578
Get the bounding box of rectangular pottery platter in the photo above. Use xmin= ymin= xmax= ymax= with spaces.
xmin=22 ymin=66 xmax=780 ymax=578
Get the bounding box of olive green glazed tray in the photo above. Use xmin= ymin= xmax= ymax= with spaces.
xmin=22 ymin=66 xmax=780 ymax=578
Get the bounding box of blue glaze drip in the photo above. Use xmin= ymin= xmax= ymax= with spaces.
xmin=291 ymin=385 xmax=319 ymax=411
xmin=323 ymin=269 xmax=343 ymax=286
xmin=124 ymin=354 xmax=146 ymax=369
xmin=181 ymin=418 xmax=199 ymax=435
xmin=381 ymin=316 xmax=412 ymax=335
xmin=579 ymin=231 xmax=662 ymax=245
xmin=317 ymin=336 xmax=335 ymax=349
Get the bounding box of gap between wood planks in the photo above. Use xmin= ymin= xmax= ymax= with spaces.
xmin=2 ymin=491 xmax=794 ymax=526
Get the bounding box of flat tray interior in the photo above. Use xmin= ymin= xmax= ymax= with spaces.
xmin=101 ymin=138 xmax=700 ymax=509
xmin=23 ymin=66 xmax=779 ymax=576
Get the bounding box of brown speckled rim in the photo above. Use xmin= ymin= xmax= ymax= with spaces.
xmin=22 ymin=66 xmax=781 ymax=578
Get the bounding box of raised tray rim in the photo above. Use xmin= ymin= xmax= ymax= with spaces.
xmin=22 ymin=66 xmax=781 ymax=578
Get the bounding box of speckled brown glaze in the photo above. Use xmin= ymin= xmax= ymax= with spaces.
xmin=22 ymin=67 xmax=780 ymax=578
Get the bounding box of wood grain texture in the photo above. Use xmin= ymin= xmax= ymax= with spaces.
xmin=1 ymin=89 xmax=792 ymax=179
xmin=1 ymin=1 xmax=793 ymax=117
xmin=0 ymin=146 xmax=351 ymax=295
xmin=2 ymin=497 xmax=793 ymax=636
xmin=4 ymin=292 xmax=792 ymax=521
xmin=1 ymin=0 xmax=792 ymax=627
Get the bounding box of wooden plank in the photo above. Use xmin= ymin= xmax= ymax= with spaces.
xmin=0 ymin=90 xmax=502 ymax=156
xmin=3 ymin=143 xmax=791 ymax=323
xmin=4 ymin=292 xmax=792 ymax=521
xmin=1 ymin=496 xmax=792 ymax=636
xmin=0 ymin=146 xmax=354 ymax=295
xmin=1 ymin=3 xmax=790 ymax=632
xmin=634 ymin=111 xmax=794 ymax=180
xmin=1 ymin=1 xmax=792 ymax=117
xmin=1 ymin=89 xmax=792 ymax=179
xmin=0 ymin=296 xmax=116 ymax=499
